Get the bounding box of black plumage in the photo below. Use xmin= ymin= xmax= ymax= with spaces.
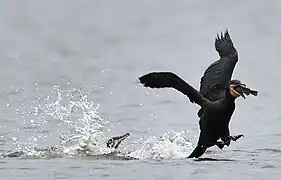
xmin=197 ymin=30 xmax=238 ymax=117
xmin=139 ymin=30 xmax=258 ymax=158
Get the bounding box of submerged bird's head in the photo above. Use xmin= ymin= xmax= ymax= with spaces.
xmin=226 ymin=79 xmax=258 ymax=99
xmin=106 ymin=133 xmax=130 ymax=149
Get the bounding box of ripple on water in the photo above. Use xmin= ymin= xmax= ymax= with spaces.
xmin=194 ymin=158 xmax=237 ymax=162
xmin=256 ymin=148 xmax=281 ymax=153
xmin=18 ymin=167 xmax=38 ymax=170
xmin=261 ymin=164 xmax=277 ymax=169
xmin=48 ymin=172 xmax=69 ymax=179
xmin=68 ymin=166 xmax=82 ymax=169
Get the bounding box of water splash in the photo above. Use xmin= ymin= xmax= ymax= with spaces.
xmin=4 ymin=85 xmax=194 ymax=160
xmin=128 ymin=131 xmax=193 ymax=160
xmin=8 ymin=85 xmax=114 ymax=158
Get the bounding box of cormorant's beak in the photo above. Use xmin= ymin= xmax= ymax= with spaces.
xmin=106 ymin=133 xmax=130 ymax=149
xmin=234 ymin=84 xmax=258 ymax=99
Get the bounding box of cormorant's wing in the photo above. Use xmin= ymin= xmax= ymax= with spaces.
xmin=199 ymin=30 xmax=238 ymax=101
xmin=139 ymin=72 xmax=206 ymax=107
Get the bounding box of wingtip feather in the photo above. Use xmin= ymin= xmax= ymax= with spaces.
xmin=214 ymin=29 xmax=236 ymax=57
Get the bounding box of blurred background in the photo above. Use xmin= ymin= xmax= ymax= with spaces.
xmin=0 ymin=0 xmax=280 ymax=179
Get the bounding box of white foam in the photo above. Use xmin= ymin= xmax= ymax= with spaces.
xmin=8 ymin=86 xmax=194 ymax=160
xmin=128 ymin=131 xmax=194 ymax=160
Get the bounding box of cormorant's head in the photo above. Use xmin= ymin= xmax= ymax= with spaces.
xmin=226 ymin=79 xmax=258 ymax=99
xmin=106 ymin=133 xmax=130 ymax=149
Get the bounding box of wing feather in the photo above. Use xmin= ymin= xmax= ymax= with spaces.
xmin=199 ymin=30 xmax=238 ymax=101
xmin=139 ymin=72 xmax=206 ymax=107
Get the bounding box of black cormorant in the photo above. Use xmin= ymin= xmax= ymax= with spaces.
xmin=138 ymin=30 xmax=258 ymax=158
xmin=107 ymin=133 xmax=130 ymax=149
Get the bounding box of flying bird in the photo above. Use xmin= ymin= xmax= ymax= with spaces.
xmin=138 ymin=30 xmax=258 ymax=158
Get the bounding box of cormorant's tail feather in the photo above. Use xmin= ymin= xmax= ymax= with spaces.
xmin=215 ymin=29 xmax=237 ymax=58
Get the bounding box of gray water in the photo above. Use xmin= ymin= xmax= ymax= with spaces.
xmin=0 ymin=0 xmax=281 ymax=179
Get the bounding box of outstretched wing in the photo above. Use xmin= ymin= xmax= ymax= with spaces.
xmin=199 ymin=30 xmax=238 ymax=101
xmin=139 ymin=72 xmax=206 ymax=107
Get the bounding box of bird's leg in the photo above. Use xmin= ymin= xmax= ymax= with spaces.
xmin=188 ymin=145 xmax=208 ymax=158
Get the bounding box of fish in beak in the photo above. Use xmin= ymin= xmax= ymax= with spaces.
xmin=228 ymin=80 xmax=258 ymax=99
xmin=234 ymin=84 xmax=258 ymax=99
xmin=106 ymin=133 xmax=130 ymax=149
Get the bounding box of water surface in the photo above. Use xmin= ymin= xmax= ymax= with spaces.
xmin=0 ymin=0 xmax=281 ymax=179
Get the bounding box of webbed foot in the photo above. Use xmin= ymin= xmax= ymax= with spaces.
xmin=229 ymin=134 xmax=244 ymax=141
xmin=216 ymin=134 xmax=244 ymax=149
xmin=216 ymin=141 xmax=225 ymax=149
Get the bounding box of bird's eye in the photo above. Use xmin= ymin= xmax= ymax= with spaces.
xmin=107 ymin=139 xmax=113 ymax=147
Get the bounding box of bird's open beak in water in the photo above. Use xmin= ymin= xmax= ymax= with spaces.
xmin=230 ymin=83 xmax=258 ymax=99
xmin=106 ymin=133 xmax=130 ymax=149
